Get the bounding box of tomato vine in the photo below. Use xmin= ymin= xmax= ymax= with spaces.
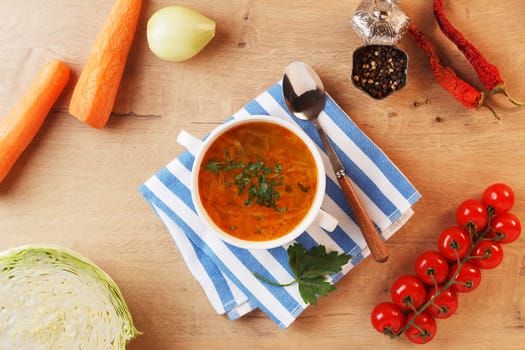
xmin=371 ymin=183 xmax=521 ymax=344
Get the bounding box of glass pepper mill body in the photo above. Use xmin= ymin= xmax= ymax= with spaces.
xmin=351 ymin=0 xmax=410 ymax=99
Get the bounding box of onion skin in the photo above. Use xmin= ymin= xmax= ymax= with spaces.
xmin=147 ymin=6 xmax=216 ymax=62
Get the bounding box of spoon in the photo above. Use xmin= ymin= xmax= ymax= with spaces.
xmin=282 ymin=61 xmax=389 ymax=263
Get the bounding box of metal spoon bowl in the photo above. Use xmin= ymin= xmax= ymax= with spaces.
xmin=282 ymin=61 xmax=389 ymax=263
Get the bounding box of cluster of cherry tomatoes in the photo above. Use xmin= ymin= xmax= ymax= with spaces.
xmin=371 ymin=183 xmax=521 ymax=344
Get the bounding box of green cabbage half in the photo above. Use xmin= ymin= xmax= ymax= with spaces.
xmin=0 ymin=244 xmax=140 ymax=349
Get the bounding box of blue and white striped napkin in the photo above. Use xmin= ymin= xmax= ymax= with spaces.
xmin=139 ymin=81 xmax=421 ymax=329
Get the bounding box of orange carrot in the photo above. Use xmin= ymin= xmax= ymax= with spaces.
xmin=0 ymin=59 xmax=70 ymax=183
xmin=68 ymin=0 xmax=142 ymax=129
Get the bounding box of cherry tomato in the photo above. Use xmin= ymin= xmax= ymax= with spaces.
xmin=438 ymin=226 xmax=471 ymax=262
xmin=488 ymin=212 xmax=522 ymax=243
xmin=482 ymin=183 xmax=515 ymax=214
xmin=370 ymin=302 xmax=406 ymax=336
xmin=414 ymin=251 xmax=449 ymax=286
xmin=471 ymin=239 xmax=504 ymax=269
xmin=426 ymin=286 xmax=458 ymax=319
xmin=404 ymin=312 xmax=437 ymax=344
xmin=456 ymin=199 xmax=488 ymax=232
xmin=449 ymin=261 xmax=482 ymax=293
xmin=390 ymin=275 xmax=427 ymax=311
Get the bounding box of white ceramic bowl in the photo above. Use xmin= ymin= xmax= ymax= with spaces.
xmin=177 ymin=115 xmax=337 ymax=249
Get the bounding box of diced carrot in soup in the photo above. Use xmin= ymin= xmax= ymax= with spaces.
xmin=198 ymin=121 xmax=318 ymax=242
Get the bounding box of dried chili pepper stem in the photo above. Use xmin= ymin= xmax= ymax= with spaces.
xmin=433 ymin=0 xmax=525 ymax=106
xmin=494 ymin=87 xmax=525 ymax=107
xmin=407 ymin=25 xmax=500 ymax=120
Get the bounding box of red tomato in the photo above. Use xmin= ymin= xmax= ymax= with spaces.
xmin=404 ymin=312 xmax=437 ymax=344
xmin=456 ymin=199 xmax=488 ymax=232
xmin=390 ymin=275 xmax=427 ymax=310
xmin=438 ymin=226 xmax=471 ymax=262
xmin=370 ymin=302 xmax=406 ymax=336
xmin=414 ymin=251 xmax=449 ymax=286
xmin=482 ymin=183 xmax=515 ymax=214
xmin=449 ymin=261 xmax=482 ymax=293
xmin=471 ymin=239 xmax=504 ymax=269
xmin=488 ymin=212 xmax=522 ymax=243
xmin=425 ymin=286 xmax=458 ymax=319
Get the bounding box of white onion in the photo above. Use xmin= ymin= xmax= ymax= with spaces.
xmin=147 ymin=6 xmax=216 ymax=62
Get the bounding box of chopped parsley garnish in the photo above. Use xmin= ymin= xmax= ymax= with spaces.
xmin=297 ymin=182 xmax=311 ymax=193
xmin=205 ymin=149 xmax=287 ymax=212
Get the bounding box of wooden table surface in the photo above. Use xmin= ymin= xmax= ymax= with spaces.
xmin=1 ymin=1 xmax=524 ymax=349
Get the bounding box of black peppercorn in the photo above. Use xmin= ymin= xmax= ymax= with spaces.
xmin=352 ymin=45 xmax=408 ymax=99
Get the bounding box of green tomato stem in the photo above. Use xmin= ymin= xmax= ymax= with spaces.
xmin=430 ymin=273 xmax=438 ymax=295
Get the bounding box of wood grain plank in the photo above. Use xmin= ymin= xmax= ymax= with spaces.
xmin=1 ymin=1 xmax=524 ymax=349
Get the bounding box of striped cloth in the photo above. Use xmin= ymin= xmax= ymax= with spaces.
xmin=139 ymin=81 xmax=421 ymax=329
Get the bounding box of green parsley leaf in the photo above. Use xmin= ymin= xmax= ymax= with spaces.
xmin=204 ymin=160 xmax=223 ymax=174
xmin=253 ymin=243 xmax=351 ymax=305
xmin=298 ymin=276 xmax=336 ymax=305
xmin=289 ymin=244 xmax=350 ymax=279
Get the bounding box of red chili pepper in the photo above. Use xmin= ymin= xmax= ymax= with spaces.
xmin=407 ymin=25 xmax=498 ymax=119
xmin=433 ymin=0 xmax=524 ymax=106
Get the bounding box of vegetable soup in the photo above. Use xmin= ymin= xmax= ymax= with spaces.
xmin=198 ymin=121 xmax=318 ymax=242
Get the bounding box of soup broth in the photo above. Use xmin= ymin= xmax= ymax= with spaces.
xmin=198 ymin=121 xmax=318 ymax=242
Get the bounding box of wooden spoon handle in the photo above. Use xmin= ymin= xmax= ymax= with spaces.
xmin=337 ymin=175 xmax=389 ymax=263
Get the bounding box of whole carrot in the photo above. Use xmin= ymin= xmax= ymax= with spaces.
xmin=433 ymin=0 xmax=524 ymax=106
xmin=407 ymin=25 xmax=498 ymax=119
xmin=69 ymin=0 xmax=142 ymax=129
xmin=0 ymin=59 xmax=70 ymax=183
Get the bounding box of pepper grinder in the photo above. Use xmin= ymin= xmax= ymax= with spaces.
xmin=351 ymin=0 xmax=410 ymax=99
